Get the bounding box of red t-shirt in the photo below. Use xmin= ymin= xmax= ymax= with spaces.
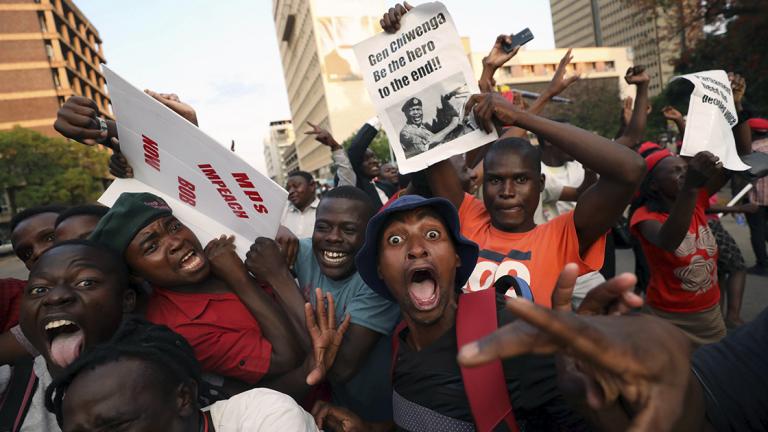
xmin=145 ymin=288 xmax=272 ymax=384
xmin=458 ymin=194 xmax=606 ymax=308
xmin=0 ymin=278 xmax=25 ymax=332
xmin=630 ymin=190 xmax=720 ymax=312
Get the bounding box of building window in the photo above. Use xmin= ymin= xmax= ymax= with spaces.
xmin=45 ymin=43 xmax=54 ymax=59
xmin=39 ymin=14 xmax=48 ymax=32
xmin=52 ymin=70 xmax=61 ymax=87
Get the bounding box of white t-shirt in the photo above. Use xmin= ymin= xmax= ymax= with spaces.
xmin=0 ymin=356 xmax=59 ymax=432
xmin=540 ymin=161 xmax=585 ymax=220
xmin=206 ymin=388 xmax=318 ymax=431
xmin=281 ymin=197 xmax=320 ymax=239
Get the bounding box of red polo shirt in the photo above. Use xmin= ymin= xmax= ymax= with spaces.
xmin=145 ymin=288 xmax=272 ymax=384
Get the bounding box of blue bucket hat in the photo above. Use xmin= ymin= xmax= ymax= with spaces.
xmin=355 ymin=195 xmax=479 ymax=302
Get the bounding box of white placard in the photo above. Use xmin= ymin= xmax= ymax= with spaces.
xmin=673 ymin=70 xmax=749 ymax=171
xmin=353 ymin=2 xmax=497 ymax=174
xmin=99 ymin=67 xmax=287 ymax=259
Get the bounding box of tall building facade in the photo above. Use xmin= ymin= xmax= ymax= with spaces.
xmin=272 ymin=0 xmax=382 ymax=179
xmin=550 ymin=0 xmax=687 ymax=96
xmin=0 ymin=0 xmax=111 ymax=136
xmin=263 ymin=119 xmax=296 ymax=186
xmin=469 ymin=47 xmax=634 ymax=98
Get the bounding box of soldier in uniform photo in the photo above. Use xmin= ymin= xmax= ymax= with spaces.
xmin=398 ymin=94 xmax=461 ymax=157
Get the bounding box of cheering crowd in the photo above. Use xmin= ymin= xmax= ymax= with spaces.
xmin=2 ymin=3 xmax=768 ymax=431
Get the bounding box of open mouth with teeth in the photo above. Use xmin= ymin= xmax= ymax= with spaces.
xmin=320 ymin=250 xmax=350 ymax=266
xmin=179 ymin=249 xmax=205 ymax=272
xmin=408 ymin=268 xmax=440 ymax=311
xmin=45 ymin=319 xmax=85 ymax=368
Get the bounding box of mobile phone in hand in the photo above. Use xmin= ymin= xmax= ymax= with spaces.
xmin=502 ymin=28 xmax=534 ymax=53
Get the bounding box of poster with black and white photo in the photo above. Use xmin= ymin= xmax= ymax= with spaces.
xmin=353 ymin=2 xmax=497 ymax=173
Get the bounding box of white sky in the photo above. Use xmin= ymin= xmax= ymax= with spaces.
xmin=75 ymin=0 xmax=555 ymax=172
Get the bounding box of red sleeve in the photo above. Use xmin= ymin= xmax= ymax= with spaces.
xmin=545 ymin=212 xmax=606 ymax=275
xmin=458 ymin=193 xmax=489 ymax=239
xmin=630 ymin=206 xmax=666 ymax=230
xmin=173 ymin=322 xmax=273 ymax=385
xmin=0 ymin=279 xmax=25 ymax=332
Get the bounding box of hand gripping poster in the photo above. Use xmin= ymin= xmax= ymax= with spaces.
xmin=672 ymin=70 xmax=749 ymax=171
xmin=99 ymin=66 xmax=288 ymax=259
xmin=353 ymin=2 xmax=497 ymax=173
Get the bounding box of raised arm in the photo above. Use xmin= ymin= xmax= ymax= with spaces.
xmin=500 ymin=49 xmax=580 ymax=140
xmin=478 ymin=34 xmax=520 ymax=92
xmin=346 ymin=119 xmax=381 ymax=181
xmin=306 ymin=122 xmax=356 ymax=186
xmin=638 ymin=152 xmax=721 ymax=252
xmin=205 ymin=236 xmax=303 ymax=375
xmin=468 ymin=92 xmax=645 ymax=255
xmin=662 ymin=106 xmax=686 ymax=137
xmin=615 ymin=66 xmax=651 ymax=148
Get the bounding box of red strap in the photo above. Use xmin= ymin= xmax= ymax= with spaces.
xmin=457 ymin=289 xmax=519 ymax=432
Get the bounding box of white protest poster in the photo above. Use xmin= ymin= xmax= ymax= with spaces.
xmin=672 ymin=70 xmax=749 ymax=171
xmin=353 ymin=2 xmax=497 ymax=174
xmin=98 ymin=67 xmax=287 ymax=259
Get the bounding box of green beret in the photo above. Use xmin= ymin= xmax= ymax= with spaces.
xmin=401 ymin=97 xmax=422 ymax=113
xmin=89 ymin=192 xmax=172 ymax=256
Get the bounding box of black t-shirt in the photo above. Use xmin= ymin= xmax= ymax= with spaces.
xmin=692 ymin=307 xmax=768 ymax=431
xmin=392 ymin=294 xmax=589 ymax=431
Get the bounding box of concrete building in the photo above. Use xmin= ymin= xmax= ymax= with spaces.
xmin=550 ymin=0 xmax=691 ymax=96
xmin=0 ymin=0 xmax=112 ymax=136
xmin=263 ymin=119 xmax=296 ymax=186
xmin=469 ymin=46 xmax=635 ymax=99
xmin=272 ymin=0 xmax=383 ymax=179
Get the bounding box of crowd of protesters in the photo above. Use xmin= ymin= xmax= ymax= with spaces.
xmin=2 ymin=3 xmax=768 ymax=432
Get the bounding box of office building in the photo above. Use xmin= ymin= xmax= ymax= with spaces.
xmin=0 ymin=0 xmax=112 ymax=136
xmin=469 ymin=46 xmax=634 ymax=98
xmin=263 ymin=119 xmax=296 ymax=186
xmin=272 ymin=0 xmax=383 ymax=179
xmin=550 ymin=0 xmax=697 ymax=96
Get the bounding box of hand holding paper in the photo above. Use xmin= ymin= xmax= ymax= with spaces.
xmin=672 ymin=70 xmax=750 ymax=171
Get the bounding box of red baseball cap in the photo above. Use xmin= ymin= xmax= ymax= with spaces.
xmin=748 ymin=118 xmax=768 ymax=133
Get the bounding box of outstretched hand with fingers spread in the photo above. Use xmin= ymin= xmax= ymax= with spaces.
xmin=305 ymin=288 xmax=351 ymax=386
xmin=458 ymin=266 xmax=692 ymax=432
xmin=545 ymin=48 xmax=580 ymax=98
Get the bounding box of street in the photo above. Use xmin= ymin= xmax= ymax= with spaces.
xmin=1 ymin=215 xmax=766 ymax=322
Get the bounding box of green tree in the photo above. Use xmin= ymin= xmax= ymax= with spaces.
xmin=0 ymin=127 xmax=111 ymax=215
xmin=341 ymin=129 xmax=393 ymax=164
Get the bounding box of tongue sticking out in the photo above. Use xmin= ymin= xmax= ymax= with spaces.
xmin=50 ymin=329 xmax=84 ymax=368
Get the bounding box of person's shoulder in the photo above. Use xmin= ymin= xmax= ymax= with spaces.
xmin=629 ymin=205 xmax=664 ymax=227
xmin=209 ymin=388 xmax=317 ymax=431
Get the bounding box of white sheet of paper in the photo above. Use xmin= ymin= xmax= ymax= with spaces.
xmin=99 ymin=67 xmax=287 ymax=259
xmin=353 ymin=2 xmax=497 ymax=174
xmin=673 ymin=70 xmax=749 ymax=171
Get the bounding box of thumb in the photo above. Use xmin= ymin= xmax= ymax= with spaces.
xmin=551 ymin=263 xmax=579 ymax=312
xmin=306 ymin=365 xmax=324 ymax=386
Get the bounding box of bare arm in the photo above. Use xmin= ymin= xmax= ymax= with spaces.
xmin=615 ymin=66 xmax=651 ymax=148
xmin=469 ymin=93 xmax=645 ymax=255
xmin=206 ymin=236 xmax=304 ymax=375
xmin=426 ymin=159 xmax=465 ymax=208
xmin=639 ymin=152 xmax=722 ymax=252
xmin=326 ymin=325 xmax=382 ymax=383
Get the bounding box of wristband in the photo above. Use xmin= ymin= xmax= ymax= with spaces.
xmin=97 ymin=117 xmax=109 ymax=144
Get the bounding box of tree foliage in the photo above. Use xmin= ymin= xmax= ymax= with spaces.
xmin=0 ymin=127 xmax=111 ymax=214
xmin=342 ymin=129 xmax=393 ymax=164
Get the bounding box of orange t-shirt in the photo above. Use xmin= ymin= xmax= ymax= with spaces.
xmin=458 ymin=193 xmax=606 ymax=308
